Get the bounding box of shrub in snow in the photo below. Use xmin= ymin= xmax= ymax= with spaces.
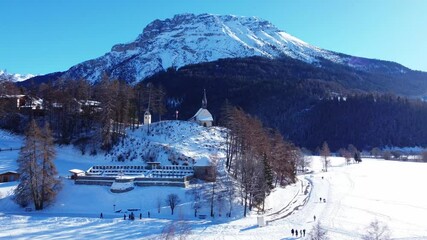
xmin=309 ymin=222 xmax=328 ymax=240
xmin=362 ymin=220 xmax=391 ymax=240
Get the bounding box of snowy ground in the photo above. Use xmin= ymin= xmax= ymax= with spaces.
xmin=1 ymin=128 xmax=427 ymax=239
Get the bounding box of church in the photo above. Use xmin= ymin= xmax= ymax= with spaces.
xmin=189 ymin=89 xmax=213 ymax=127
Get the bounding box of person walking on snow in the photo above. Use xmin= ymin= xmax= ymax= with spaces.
xmin=303 ymin=229 xmax=306 ymax=236
xmin=314 ymin=215 xmax=316 ymax=221
xmin=291 ymin=229 xmax=294 ymax=236
xmin=295 ymin=229 xmax=298 ymax=237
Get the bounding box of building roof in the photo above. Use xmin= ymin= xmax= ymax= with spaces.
xmin=192 ymin=108 xmax=213 ymax=122
xmin=0 ymin=94 xmax=25 ymax=99
xmin=0 ymin=171 xmax=18 ymax=175
xmin=194 ymin=156 xmax=211 ymax=166
xmin=69 ymin=169 xmax=85 ymax=175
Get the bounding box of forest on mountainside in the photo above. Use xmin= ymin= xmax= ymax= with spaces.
xmin=145 ymin=57 xmax=427 ymax=150
xmin=3 ymin=56 xmax=427 ymax=151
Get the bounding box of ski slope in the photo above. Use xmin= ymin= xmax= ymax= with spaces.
xmin=1 ymin=127 xmax=427 ymax=239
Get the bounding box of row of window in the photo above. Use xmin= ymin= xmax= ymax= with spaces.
xmin=90 ymin=165 xmax=193 ymax=170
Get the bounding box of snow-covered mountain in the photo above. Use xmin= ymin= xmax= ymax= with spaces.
xmin=60 ymin=13 xmax=407 ymax=84
xmin=0 ymin=70 xmax=35 ymax=82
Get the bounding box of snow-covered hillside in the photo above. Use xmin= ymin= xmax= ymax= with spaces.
xmin=0 ymin=70 xmax=34 ymax=82
xmin=2 ymin=152 xmax=427 ymax=239
xmin=2 ymin=125 xmax=427 ymax=239
xmin=0 ymin=130 xmax=22 ymax=174
xmin=59 ymin=13 xmax=407 ymax=84
xmin=105 ymin=120 xmax=226 ymax=166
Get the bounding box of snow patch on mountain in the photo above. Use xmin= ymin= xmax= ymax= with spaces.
xmin=0 ymin=70 xmax=35 ymax=82
xmin=62 ymin=13 xmax=389 ymax=84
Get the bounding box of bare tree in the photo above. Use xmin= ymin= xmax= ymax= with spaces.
xmin=14 ymin=120 xmax=61 ymax=210
xmin=320 ymin=141 xmax=331 ymax=172
xmin=157 ymin=195 xmax=162 ymax=213
xmin=220 ymin=106 xmax=297 ymax=216
xmin=339 ymin=148 xmax=352 ymax=165
xmin=296 ymin=149 xmax=311 ymax=173
xmin=362 ymin=220 xmax=391 ymax=240
xmin=94 ymin=76 xmax=118 ymax=151
xmin=270 ymin=131 xmax=297 ymax=187
xmin=309 ymin=221 xmax=329 ymax=240
xmin=186 ymin=182 xmax=203 ymax=217
xmin=370 ymin=147 xmax=382 ymax=158
xmin=382 ymin=151 xmax=392 ymax=160
xmin=166 ymin=193 xmax=180 ymax=215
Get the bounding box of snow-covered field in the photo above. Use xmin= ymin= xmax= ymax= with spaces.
xmin=1 ymin=127 xmax=427 ymax=239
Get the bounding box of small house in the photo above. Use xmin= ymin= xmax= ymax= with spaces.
xmin=193 ymin=156 xmax=216 ymax=182
xmin=69 ymin=169 xmax=85 ymax=180
xmin=0 ymin=171 xmax=19 ymax=183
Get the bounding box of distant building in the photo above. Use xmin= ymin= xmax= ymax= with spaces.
xmin=0 ymin=94 xmax=25 ymax=110
xmin=144 ymin=109 xmax=151 ymax=125
xmin=190 ymin=89 xmax=213 ymax=127
xmin=0 ymin=171 xmax=19 ymax=183
xmin=193 ymin=156 xmax=216 ymax=182
xmin=0 ymin=94 xmax=42 ymax=110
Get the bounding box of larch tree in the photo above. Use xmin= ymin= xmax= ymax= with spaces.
xmin=94 ymin=76 xmax=118 ymax=151
xmin=14 ymin=120 xmax=61 ymax=210
xmin=219 ymin=105 xmax=297 ymax=216
xmin=320 ymin=141 xmax=331 ymax=172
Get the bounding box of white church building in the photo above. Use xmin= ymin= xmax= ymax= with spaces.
xmin=190 ymin=89 xmax=213 ymax=127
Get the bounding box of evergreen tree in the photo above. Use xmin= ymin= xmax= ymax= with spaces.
xmin=262 ymin=154 xmax=274 ymax=191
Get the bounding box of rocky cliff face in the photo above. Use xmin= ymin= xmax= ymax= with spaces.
xmin=58 ymin=13 xmax=408 ymax=84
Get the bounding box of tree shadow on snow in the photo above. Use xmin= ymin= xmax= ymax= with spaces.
xmin=239 ymin=225 xmax=258 ymax=232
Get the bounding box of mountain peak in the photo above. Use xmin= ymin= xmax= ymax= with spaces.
xmin=59 ymin=13 xmax=407 ymax=84
xmin=0 ymin=70 xmax=35 ymax=82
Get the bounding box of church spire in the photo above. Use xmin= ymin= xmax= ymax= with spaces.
xmin=202 ymin=89 xmax=207 ymax=109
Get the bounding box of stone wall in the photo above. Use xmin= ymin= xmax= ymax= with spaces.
xmin=193 ymin=166 xmax=216 ymax=182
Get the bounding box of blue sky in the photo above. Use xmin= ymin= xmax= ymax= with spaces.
xmin=0 ymin=0 xmax=426 ymax=75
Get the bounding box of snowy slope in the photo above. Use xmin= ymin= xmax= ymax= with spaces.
xmin=105 ymin=120 xmax=226 ymax=166
xmin=60 ymin=13 xmax=406 ymax=84
xmin=0 ymin=130 xmax=22 ymax=173
xmin=0 ymin=70 xmax=35 ymax=82
xmin=1 ymin=154 xmax=427 ymax=239
xmin=1 ymin=124 xmax=427 ymax=239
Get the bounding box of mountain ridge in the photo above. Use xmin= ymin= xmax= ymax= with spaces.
xmin=0 ymin=70 xmax=35 ymax=82
xmin=52 ymin=13 xmax=410 ymax=84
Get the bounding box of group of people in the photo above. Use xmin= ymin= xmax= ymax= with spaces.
xmin=319 ymin=197 xmax=326 ymax=203
xmin=100 ymin=211 xmax=152 ymax=220
xmin=291 ymin=229 xmax=306 ymax=237
xmin=123 ymin=211 xmax=150 ymax=220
